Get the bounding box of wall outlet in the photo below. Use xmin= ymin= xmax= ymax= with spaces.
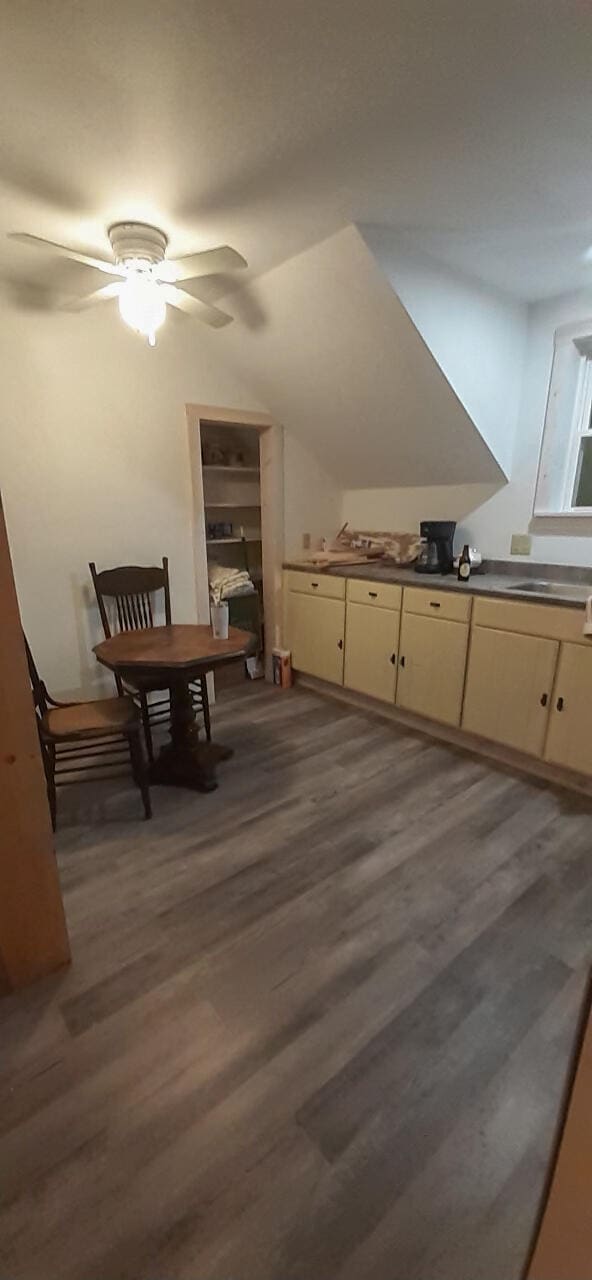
xmin=302 ymin=531 xmax=311 ymax=550
xmin=510 ymin=533 xmax=532 ymax=556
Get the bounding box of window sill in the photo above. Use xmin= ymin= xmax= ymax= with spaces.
xmin=534 ymin=509 xmax=592 ymax=519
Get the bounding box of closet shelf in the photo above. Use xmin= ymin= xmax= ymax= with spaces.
xmin=202 ymin=464 xmax=260 ymax=475
xmin=206 ymin=536 xmax=262 ymax=545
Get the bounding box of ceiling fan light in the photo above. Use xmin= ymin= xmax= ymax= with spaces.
xmin=118 ymin=273 xmax=166 ymax=344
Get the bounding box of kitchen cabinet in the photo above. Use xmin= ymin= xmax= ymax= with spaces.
xmin=396 ymin=611 xmax=469 ymax=726
xmin=283 ymin=568 xmax=592 ymax=788
xmin=286 ymin=589 xmax=345 ymax=685
xmin=462 ymin=626 xmax=558 ymax=756
xmin=545 ymin=643 xmax=592 ymax=775
xmin=344 ymin=601 xmax=399 ymax=702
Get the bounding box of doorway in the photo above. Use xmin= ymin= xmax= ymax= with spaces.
xmin=186 ymin=405 xmax=284 ymax=687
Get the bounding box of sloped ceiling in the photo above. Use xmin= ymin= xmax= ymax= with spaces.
xmin=218 ymin=225 xmax=506 ymax=489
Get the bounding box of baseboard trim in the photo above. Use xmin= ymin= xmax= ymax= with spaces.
xmin=297 ymin=674 xmax=592 ymax=802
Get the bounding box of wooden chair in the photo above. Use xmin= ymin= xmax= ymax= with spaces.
xmin=89 ymin=558 xmax=211 ymax=762
xmin=25 ymin=638 xmax=151 ymax=829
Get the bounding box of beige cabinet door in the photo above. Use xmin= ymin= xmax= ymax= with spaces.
xmin=462 ymin=626 xmax=557 ymax=756
xmin=344 ymin=601 xmax=399 ymax=702
xmin=396 ymin=612 xmax=469 ymax=726
xmin=545 ymin=642 xmax=592 ymax=775
xmin=287 ymin=591 xmax=345 ymax=685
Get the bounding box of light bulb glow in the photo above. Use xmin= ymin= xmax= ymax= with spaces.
xmin=118 ymin=272 xmax=166 ymax=345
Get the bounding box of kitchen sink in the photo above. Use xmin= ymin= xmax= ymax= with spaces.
xmin=508 ymin=580 xmax=591 ymax=600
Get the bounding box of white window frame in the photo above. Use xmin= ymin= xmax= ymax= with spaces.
xmin=561 ymin=349 xmax=592 ymax=515
xmin=534 ymin=324 xmax=592 ymax=518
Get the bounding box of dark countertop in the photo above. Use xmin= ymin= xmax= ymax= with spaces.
xmin=283 ymin=559 xmax=592 ymax=609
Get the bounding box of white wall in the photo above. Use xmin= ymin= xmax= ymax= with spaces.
xmin=0 ymin=300 xmax=266 ymax=698
xmin=360 ymin=226 xmax=528 ymax=478
xmin=342 ymin=286 xmax=592 ymax=567
xmin=467 ymin=286 xmax=592 ymax=564
xmin=0 ymin=296 xmax=345 ymax=699
xmin=283 ymin=433 xmax=342 ymax=558
xmin=342 ymin=483 xmax=499 ymax=541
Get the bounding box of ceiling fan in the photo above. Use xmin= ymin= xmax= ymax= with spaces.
xmin=8 ymin=222 xmax=247 ymax=345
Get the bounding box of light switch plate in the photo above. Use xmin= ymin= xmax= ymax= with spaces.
xmin=510 ymin=533 xmax=532 ymax=556
xmin=302 ymin=532 xmax=311 ymax=550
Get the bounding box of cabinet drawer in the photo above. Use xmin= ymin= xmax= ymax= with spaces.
xmin=284 ymin=570 xmax=345 ymax=600
xmin=403 ymin=585 xmax=472 ymax=623
xmin=346 ymin=578 xmax=402 ymax=610
xmin=472 ymin=596 xmax=588 ymax=645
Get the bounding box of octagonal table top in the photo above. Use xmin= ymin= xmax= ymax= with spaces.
xmin=94 ymin=624 xmax=255 ymax=673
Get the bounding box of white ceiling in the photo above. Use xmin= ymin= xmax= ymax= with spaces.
xmin=1 ymin=0 xmax=592 ymax=302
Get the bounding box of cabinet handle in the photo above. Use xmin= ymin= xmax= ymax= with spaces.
xmin=540 ymin=692 xmax=548 ymax=707
xmin=311 ymin=581 xmax=319 ymax=588
xmin=429 ymin=601 xmax=441 ymax=609
xmin=390 ymin=652 xmax=396 ymax=665
xmin=337 ymin=638 xmax=343 ymax=650
xmin=400 ymin=655 xmax=406 ymax=667
xmin=556 ymin=696 xmax=564 ymax=712
xmin=368 ymin=591 xmax=378 ymax=598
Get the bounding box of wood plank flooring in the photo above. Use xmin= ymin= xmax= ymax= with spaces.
xmin=1 ymin=681 xmax=591 ymax=1280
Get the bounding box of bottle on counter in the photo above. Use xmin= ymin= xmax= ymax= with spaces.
xmin=458 ymin=543 xmax=471 ymax=582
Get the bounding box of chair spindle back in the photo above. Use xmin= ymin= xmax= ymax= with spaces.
xmin=23 ymin=633 xmax=50 ymax=719
xmin=89 ymin=559 xmax=172 ymax=639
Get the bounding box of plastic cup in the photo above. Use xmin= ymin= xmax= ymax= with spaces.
xmin=211 ymin=602 xmax=229 ymax=640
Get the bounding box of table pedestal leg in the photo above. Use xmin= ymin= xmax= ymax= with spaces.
xmin=150 ymin=678 xmax=232 ymax=792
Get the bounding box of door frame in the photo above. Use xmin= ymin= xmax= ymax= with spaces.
xmin=185 ymin=404 xmax=284 ymax=680
xmin=0 ymin=494 xmax=70 ymax=991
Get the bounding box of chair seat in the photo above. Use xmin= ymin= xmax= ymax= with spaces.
xmin=43 ymin=695 xmax=139 ymax=740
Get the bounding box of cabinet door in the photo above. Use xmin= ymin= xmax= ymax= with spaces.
xmin=344 ymin=601 xmax=399 ymax=702
xmin=545 ymin=642 xmax=592 ymax=775
xmin=287 ymin=591 xmax=345 ymax=685
xmin=462 ymin=626 xmax=557 ymax=756
xmin=396 ymin=612 xmax=469 ymax=726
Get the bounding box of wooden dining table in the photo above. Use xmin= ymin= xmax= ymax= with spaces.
xmin=94 ymin=624 xmax=255 ymax=793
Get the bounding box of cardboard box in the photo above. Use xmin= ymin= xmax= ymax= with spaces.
xmin=272 ymin=648 xmax=292 ymax=689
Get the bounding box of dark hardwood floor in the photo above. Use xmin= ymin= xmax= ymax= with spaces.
xmin=1 ymin=681 xmax=591 ymax=1280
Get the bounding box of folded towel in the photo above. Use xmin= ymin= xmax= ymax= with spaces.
xmin=223 ymin=582 xmax=256 ymax=599
xmin=210 ymin=572 xmax=251 ymax=593
xmin=209 ymin=563 xmax=248 ymax=585
xmin=209 ymin=563 xmax=253 ymax=603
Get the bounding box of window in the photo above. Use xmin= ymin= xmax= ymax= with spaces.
xmin=567 ymin=357 xmax=592 ymax=507
xmin=534 ymin=325 xmax=592 ymax=516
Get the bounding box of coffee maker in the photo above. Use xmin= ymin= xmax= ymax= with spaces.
xmin=414 ymin=520 xmax=456 ymax=575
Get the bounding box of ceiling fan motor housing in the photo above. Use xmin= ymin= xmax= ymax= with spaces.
xmin=108 ymin=222 xmax=168 ymax=268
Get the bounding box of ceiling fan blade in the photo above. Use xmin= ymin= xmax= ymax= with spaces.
xmin=8 ymin=233 xmax=124 ymax=277
xmin=162 ymin=246 xmax=247 ymax=283
xmin=60 ymin=282 xmax=122 ymax=311
xmin=162 ymin=284 xmax=233 ymax=328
